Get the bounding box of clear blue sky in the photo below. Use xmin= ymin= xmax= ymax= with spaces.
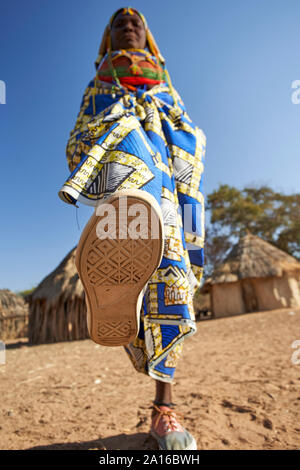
xmin=0 ymin=0 xmax=299 ymax=292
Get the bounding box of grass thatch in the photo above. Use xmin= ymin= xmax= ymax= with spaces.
xmin=0 ymin=289 xmax=29 ymax=318
xmin=204 ymin=234 xmax=300 ymax=287
xmin=0 ymin=289 xmax=29 ymax=340
xmin=28 ymin=247 xmax=88 ymax=345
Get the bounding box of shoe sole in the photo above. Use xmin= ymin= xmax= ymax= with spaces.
xmin=75 ymin=189 xmax=164 ymax=347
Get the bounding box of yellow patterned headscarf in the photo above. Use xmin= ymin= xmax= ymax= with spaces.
xmin=92 ymin=7 xmax=178 ymax=112
xmin=94 ymin=7 xmax=165 ymax=70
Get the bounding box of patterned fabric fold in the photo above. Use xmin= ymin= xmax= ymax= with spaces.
xmin=59 ymin=79 xmax=206 ymax=382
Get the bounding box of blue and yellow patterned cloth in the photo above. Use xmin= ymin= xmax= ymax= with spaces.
xmin=59 ymin=45 xmax=206 ymax=384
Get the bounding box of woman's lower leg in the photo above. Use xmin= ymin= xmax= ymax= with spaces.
xmin=154 ymin=379 xmax=172 ymax=404
xmin=152 ymin=380 xmax=173 ymax=417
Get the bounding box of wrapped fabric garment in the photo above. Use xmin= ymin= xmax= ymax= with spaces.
xmin=58 ymin=49 xmax=206 ymax=382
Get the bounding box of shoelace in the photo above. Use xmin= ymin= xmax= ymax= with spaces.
xmin=152 ymin=404 xmax=183 ymax=432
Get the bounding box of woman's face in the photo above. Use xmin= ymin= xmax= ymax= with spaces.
xmin=110 ymin=12 xmax=146 ymax=50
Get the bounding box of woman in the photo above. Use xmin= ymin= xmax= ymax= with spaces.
xmin=59 ymin=7 xmax=206 ymax=451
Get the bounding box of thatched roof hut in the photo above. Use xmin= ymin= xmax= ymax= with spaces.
xmin=28 ymin=247 xmax=88 ymax=344
xmin=0 ymin=289 xmax=29 ymax=340
xmin=202 ymin=234 xmax=300 ymax=318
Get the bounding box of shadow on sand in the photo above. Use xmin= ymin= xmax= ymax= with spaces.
xmin=26 ymin=432 xmax=158 ymax=450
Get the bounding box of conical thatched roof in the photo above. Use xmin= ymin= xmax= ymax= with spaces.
xmin=0 ymin=289 xmax=29 ymax=318
xmin=28 ymin=247 xmax=88 ymax=344
xmin=30 ymin=247 xmax=84 ymax=305
xmin=204 ymin=234 xmax=300 ymax=286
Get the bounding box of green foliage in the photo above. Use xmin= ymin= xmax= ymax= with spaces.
xmin=16 ymin=286 xmax=36 ymax=298
xmin=204 ymin=184 xmax=300 ymax=277
xmin=204 ymin=225 xmax=232 ymax=277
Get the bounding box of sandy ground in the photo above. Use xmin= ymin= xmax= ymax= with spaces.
xmin=0 ymin=307 xmax=300 ymax=450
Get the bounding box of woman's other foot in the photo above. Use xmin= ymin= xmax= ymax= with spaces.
xmin=150 ymin=404 xmax=197 ymax=450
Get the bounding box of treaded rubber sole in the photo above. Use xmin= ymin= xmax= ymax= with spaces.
xmin=75 ymin=190 xmax=164 ymax=347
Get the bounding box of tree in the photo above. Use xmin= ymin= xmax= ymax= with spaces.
xmin=204 ymin=184 xmax=300 ymax=277
xmin=203 ymin=225 xmax=231 ymax=277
